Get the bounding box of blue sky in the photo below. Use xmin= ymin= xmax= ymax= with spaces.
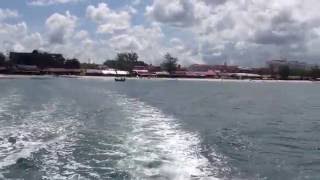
xmin=0 ymin=0 xmax=320 ymax=66
xmin=2 ymin=1 xmax=149 ymax=34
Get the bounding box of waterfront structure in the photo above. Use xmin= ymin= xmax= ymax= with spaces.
xmin=85 ymin=69 xmax=103 ymax=76
xmin=42 ymin=68 xmax=81 ymax=75
xmin=102 ymin=69 xmax=129 ymax=76
xmin=267 ymin=60 xmax=309 ymax=73
xmin=132 ymin=65 xmax=151 ymax=76
xmin=10 ymin=51 xmax=64 ymax=68
xmin=0 ymin=67 xmax=6 ymax=73
xmin=188 ymin=64 xmax=239 ymax=73
xmin=14 ymin=65 xmax=40 ymax=75
xmin=229 ymin=73 xmax=262 ymax=79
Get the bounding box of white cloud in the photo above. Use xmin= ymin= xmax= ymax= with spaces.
xmin=133 ymin=0 xmax=141 ymax=6
xmin=2 ymin=1 xmax=320 ymax=66
xmin=108 ymin=24 xmax=199 ymax=65
xmin=0 ymin=9 xmax=19 ymax=21
xmin=194 ymin=0 xmax=320 ymax=65
xmin=28 ymin=0 xmax=82 ymax=6
xmin=168 ymin=38 xmax=202 ymax=65
xmin=0 ymin=22 xmax=27 ymax=37
xmin=74 ymin=30 xmax=89 ymax=40
xmin=0 ymin=9 xmax=99 ymax=63
xmin=45 ymin=11 xmax=77 ymax=44
xmin=108 ymin=24 xmax=164 ymax=63
xmin=22 ymin=32 xmax=44 ymax=50
xmin=146 ymin=0 xmax=197 ymax=27
xmin=0 ymin=19 xmax=44 ymax=53
xmin=146 ymin=0 xmax=320 ymax=65
xmin=86 ymin=3 xmax=132 ymax=34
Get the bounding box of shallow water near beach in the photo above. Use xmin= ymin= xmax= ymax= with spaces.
xmin=0 ymin=77 xmax=320 ymax=179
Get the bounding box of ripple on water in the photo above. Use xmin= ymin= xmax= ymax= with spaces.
xmin=0 ymin=90 xmax=22 ymax=123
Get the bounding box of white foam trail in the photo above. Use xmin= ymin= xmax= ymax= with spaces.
xmin=111 ymin=93 xmax=220 ymax=180
xmin=0 ymin=94 xmax=111 ymax=179
xmin=39 ymin=134 xmax=98 ymax=180
xmin=0 ymin=98 xmax=82 ymax=173
xmin=31 ymin=102 xmax=96 ymax=180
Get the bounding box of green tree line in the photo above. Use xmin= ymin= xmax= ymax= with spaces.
xmin=104 ymin=52 xmax=179 ymax=74
xmin=1 ymin=50 xmax=180 ymax=74
xmin=0 ymin=50 xmax=81 ymax=69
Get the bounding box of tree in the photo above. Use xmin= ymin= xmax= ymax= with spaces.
xmin=310 ymin=66 xmax=320 ymax=80
xmin=103 ymin=52 xmax=146 ymax=71
xmin=65 ymin=59 xmax=80 ymax=69
xmin=0 ymin=53 xmax=5 ymax=66
xmin=160 ymin=53 xmax=178 ymax=74
xmin=103 ymin=59 xmax=118 ymax=69
xmin=279 ymin=65 xmax=290 ymax=80
xmin=81 ymin=63 xmax=100 ymax=69
xmin=32 ymin=49 xmax=39 ymax=54
xmin=290 ymin=68 xmax=307 ymax=80
xmin=116 ymin=52 xmax=138 ymax=71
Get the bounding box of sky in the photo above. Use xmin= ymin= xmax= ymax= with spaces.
xmin=0 ymin=0 xmax=320 ymax=66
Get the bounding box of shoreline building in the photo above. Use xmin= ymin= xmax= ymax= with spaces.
xmin=267 ymin=60 xmax=309 ymax=73
xmin=10 ymin=51 xmax=65 ymax=68
xmin=188 ymin=63 xmax=239 ymax=78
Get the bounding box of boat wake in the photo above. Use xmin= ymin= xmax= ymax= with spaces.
xmin=0 ymin=98 xmax=83 ymax=179
xmin=110 ymin=92 xmax=219 ymax=180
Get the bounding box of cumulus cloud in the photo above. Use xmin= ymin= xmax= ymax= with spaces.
xmin=0 ymin=9 xmax=19 ymax=21
xmin=168 ymin=38 xmax=202 ymax=64
xmin=2 ymin=1 xmax=320 ymax=66
xmin=28 ymin=0 xmax=82 ymax=6
xmin=0 ymin=22 xmax=28 ymax=39
xmin=86 ymin=3 xmax=132 ymax=34
xmin=0 ymin=9 xmax=43 ymax=53
xmin=74 ymin=30 xmax=89 ymax=40
xmin=132 ymin=0 xmax=141 ymax=6
xmin=146 ymin=0 xmax=197 ymax=27
xmin=197 ymin=0 xmax=320 ymax=65
xmin=108 ymin=24 xmax=200 ymax=65
xmin=46 ymin=34 xmax=96 ymax=62
xmin=201 ymin=0 xmax=227 ymax=7
xmin=0 ymin=8 xmax=98 ymax=62
xmin=45 ymin=11 xmax=77 ymax=44
xmin=108 ymin=24 xmax=165 ymax=63
xmin=146 ymin=0 xmax=320 ymax=65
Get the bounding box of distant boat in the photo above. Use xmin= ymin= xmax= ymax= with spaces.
xmin=114 ymin=69 xmax=126 ymax=82
xmin=115 ymin=77 xmax=126 ymax=82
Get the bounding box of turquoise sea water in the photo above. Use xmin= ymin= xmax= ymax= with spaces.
xmin=0 ymin=77 xmax=320 ymax=180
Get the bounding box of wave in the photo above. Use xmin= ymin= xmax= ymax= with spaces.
xmin=110 ymin=92 xmax=220 ymax=180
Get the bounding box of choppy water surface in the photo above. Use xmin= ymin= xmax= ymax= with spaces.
xmin=0 ymin=78 xmax=320 ymax=180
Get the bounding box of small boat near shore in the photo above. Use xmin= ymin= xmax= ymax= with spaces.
xmin=114 ymin=69 xmax=126 ymax=82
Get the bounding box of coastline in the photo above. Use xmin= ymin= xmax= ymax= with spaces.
xmin=1 ymin=74 xmax=318 ymax=83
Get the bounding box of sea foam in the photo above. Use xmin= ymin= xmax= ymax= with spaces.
xmin=111 ymin=92 xmax=220 ymax=180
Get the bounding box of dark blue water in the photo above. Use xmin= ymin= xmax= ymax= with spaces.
xmin=0 ymin=77 xmax=320 ymax=180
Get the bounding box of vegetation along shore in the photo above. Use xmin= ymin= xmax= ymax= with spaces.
xmin=1 ymin=50 xmax=320 ymax=81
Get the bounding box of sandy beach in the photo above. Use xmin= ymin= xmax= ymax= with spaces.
xmin=0 ymin=74 xmax=318 ymax=84
xmin=67 ymin=75 xmax=319 ymax=83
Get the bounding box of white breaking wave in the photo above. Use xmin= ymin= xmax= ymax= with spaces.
xmin=111 ymin=92 xmax=220 ymax=180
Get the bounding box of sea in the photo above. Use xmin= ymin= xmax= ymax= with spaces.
xmin=0 ymin=77 xmax=320 ymax=180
